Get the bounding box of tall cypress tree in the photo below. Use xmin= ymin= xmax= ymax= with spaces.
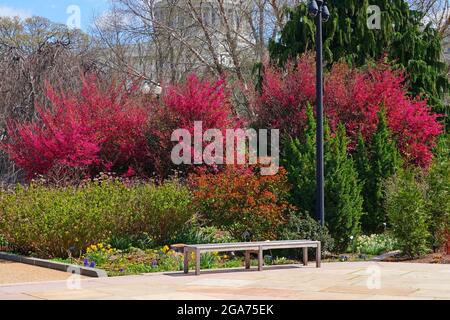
xmin=269 ymin=0 xmax=449 ymax=126
xmin=282 ymin=106 xmax=363 ymax=250
xmin=325 ymin=124 xmax=363 ymax=250
xmin=354 ymin=131 xmax=371 ymax=229
xmin=355 ymin=108 xmax=402 ymax=233
xmin=282 ymin=104 xmax=317 ymax=215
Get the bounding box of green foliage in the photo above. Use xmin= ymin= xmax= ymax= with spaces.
xmin=281 ymin=212 xmax=334 ymax=253
xmin=269 ymin=0 xmax=449 ymax=125
xmin=385 ymin=170 xmax=430 ymax=258
xmin=353 ymin=234 xmax=398 ymax=256
xmin=325 ymin=124 xmax=364 ymax=251
xmin=172 ymin=223 xmax=235 ymax=245
xmin=108 ymin=233 xmax=155 ymax=251
xmin=282 ymin=105 xmax=363 ymax=251
xmin=0 ymin=234 xmax=7 ymax=247
xmin=282 ymin=105 xmax=317 ymax=214
xmin=200 ymin=252 xmax=221 ymax=269
xmin=0 ymin=179 xmax=193 ymax=258
xmin=426 ymin=135 xmax=450 ymax=250
xmin=356 ymin=109 xmax=401 ymax=233
xmin=191 ymin=166 xmax=293 ymax=241
xmin=135 ymin=181 xmax=193 ymax=244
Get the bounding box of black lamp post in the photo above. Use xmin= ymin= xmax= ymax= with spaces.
xmin=308 ymin=0 xmax=329 ymax=227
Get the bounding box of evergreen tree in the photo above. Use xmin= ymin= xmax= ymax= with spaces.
xmin=355 ymin=108 xmax=402 ymax=233
xmin=325 ymin=124 xmax=363 ymax=250
xmin=282 ymin=104 xmax=317 ymax=215
xmin=354 ymin=131 xmax=371 ymax=229
xmin=269 ymin=0 xmax=449 ymax=126
xmin=282 ymin=106 xmax=363 ymax=250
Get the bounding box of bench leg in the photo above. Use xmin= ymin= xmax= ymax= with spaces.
xmin=316 ymin=243 xmax=321 ymax=268
xmin=303 ymin=247 xmax=308 ymax=266
xmin=258 ymin=247 xmax=263 ymax=271
xmin=195 ymin=249 xmax=201 ymax=275
xmin=245 ymin=251 xmax=251 ymax=269
xmin=184 ymin=250 xmax=189 ymax=274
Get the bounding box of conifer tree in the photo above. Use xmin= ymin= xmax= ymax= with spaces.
xmin=325 ymin=124 xmax=363 ymax=250
xmin=355 ymin=108 xmax=402 ymax=233
xmin=354 ymin=131 xmax=371 ymax=230
xmin=282 ymin=106 xmax=363 ymax=249
xmin=282 ymin=104 xmax=317 ymax=214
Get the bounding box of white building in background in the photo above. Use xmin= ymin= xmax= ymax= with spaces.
xmin=152 ymin=0 xmax=254 ymax=69
xmin=443 ymin=32 xmax=450 ymax=63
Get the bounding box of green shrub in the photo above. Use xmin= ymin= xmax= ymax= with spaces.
xmin=191 ymin=165 xmax=294 ymax=241
xmin=0 ymin=234 xmax=7 ymax=247
xmin=281 ymin=212 xmax=334 ymax=253
xmin=0 ymin=179 xmax=193 ymax=258
xmin=108 ymin=233 xmax=154 ymax=251
xmin=426 ymin=135 xmax=450 ymax=251
xmin=353 ymin=234 xmax=398 ymax=256
xmin=172 ymin=223 xmax=235 ymax=245
xmin=135 ymin=181 xmax=194 ymax=244
xmin=385 ymin=170 xmax=430 ymax=258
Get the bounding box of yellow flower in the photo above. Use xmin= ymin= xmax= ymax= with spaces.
xmin=162 ymin=245 xmax=170 ymax=253
xmin=86 ymin=247 xmax=92 ymax=253
xmin=90 ymin=245 xmax=98 ymax=252
xmin=98 ymin=243 xmax=104 ymax=249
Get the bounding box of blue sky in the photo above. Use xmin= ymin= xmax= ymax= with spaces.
xmin=0 ymin=0 xmax=109 ymax=31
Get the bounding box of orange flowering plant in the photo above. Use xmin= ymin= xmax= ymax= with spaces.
xmin=189 ymin=165 xmax=296 ymax=240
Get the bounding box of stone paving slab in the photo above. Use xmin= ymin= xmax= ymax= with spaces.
xmin=0 ymin=259 xmax=84 ymax=285
xmin=0 ymin=262 xmax=449 ymax=300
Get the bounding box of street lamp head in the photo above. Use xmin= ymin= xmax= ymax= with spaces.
xmin=322 ymin=4 xmax=330 ymax=22
xmin=308 ymin=0 xmax=319 ymax=17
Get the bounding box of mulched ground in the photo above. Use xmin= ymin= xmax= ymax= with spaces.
xmin=383 ymin=252 xmax=450 ymax=264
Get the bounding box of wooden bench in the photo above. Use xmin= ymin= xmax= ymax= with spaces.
xmin=183 ymin=240 xmax=321 ymax=275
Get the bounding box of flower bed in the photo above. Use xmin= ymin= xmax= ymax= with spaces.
xmin=53 ymin=242 xmax=305 ymax=276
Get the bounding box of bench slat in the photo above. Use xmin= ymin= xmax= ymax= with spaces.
xmin=183 ymin=240 xmax=321 ymax=275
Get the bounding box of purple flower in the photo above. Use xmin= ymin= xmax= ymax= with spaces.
xmin=119 ymin=268 xmax=124 ymax=273
xmin=83 ymin=259 xmax=89 ymax=267
xmin=89 ymin=261 xmax=96 ymax=268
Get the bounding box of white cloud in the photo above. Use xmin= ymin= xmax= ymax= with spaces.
xmin=0 ymin=5 xmax=32 ymax=19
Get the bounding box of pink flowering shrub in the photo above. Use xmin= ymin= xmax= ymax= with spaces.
xmin=149 ymin=74 xmax=241 ymax=177
xmin=163 ymin=74 xmax=236 ymax=133
xmin=2 ymin=75 xmax=150 ymax=179
xmin=251 ymin=54 xmax=443 ymax=166
xmin=2 ymin=74 xmax=240 ymax=180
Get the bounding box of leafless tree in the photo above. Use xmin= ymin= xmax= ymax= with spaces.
xmin=0 ymin=16 xmax=100 ymax=183
xmin=93 ymin=0 xmax=303 ymax=84
xmin=408 ymin=0 xmax=450 ymax=35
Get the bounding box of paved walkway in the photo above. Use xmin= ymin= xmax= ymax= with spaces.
xmin=0 ymin=262 xmax=449 ymax=300
xmin=0 ymin=259 xmax=81 ymax=285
